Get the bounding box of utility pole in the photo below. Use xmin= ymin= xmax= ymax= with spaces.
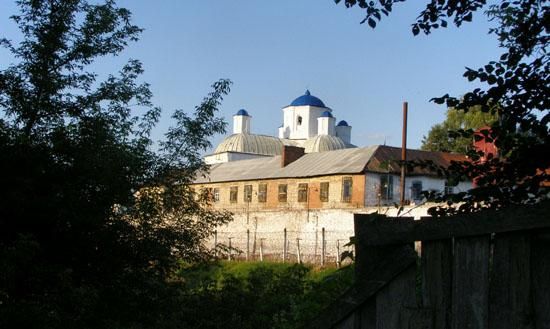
xmin=400 ymin=102 xmax=408 ymax=206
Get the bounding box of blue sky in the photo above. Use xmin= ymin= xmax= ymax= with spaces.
xmin=0 ymin=1 xmax=503 ymax=150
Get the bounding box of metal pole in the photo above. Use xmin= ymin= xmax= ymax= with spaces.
xmin=228 ymin=237 xmax=232 ymax=261
xmin=336 ymin=240 xmax=341 ymax=268
xmin=401 ymin=101 xmax=408 ymax=206
xmin=296 ymin=238 xmax=302 ymax=264
xmin=259 ymin=238 xmax=264 ymax=262
xmin=283 ymin=228 xmax=287 ymax=263
xmin=246 ymin=229 xmax=250 ymax=261
xmin=321 ymin=227 xmax=326 ymax=267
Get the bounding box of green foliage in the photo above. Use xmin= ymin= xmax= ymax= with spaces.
xmin=421 ymin=105 xmax=498 ymax=154
xmin=338 ymin=0 xmax=549 ymax=213
xmin=167 ymin=261 xmax=355 ymax=329
xmin=0 ymin=1 xmax=232 ymax=328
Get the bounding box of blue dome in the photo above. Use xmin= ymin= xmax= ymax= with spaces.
xmin=337 ymin=120 xmax=349 ymax=126
xmin=320 ymin=111 xmax=333 ymax=118
xmin=289 ymin=90 xmax=326 ymax=107
xmin=235 ymin=109 xmax=249 ymax=116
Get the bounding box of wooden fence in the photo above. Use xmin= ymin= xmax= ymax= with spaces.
xmin=307 ymin=201 xmax=550 ymax=329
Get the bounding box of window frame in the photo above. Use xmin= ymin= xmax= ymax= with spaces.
xmin=320 ymin=182 xmax=329 ymax=202
xmin=213 ymin=188 xmax=220 ymax=203
xmin=258 ymin=183 xmax=267 ymax=203
xmin=342 ymin=177 xmax=353 ymax=203
xmin=380 ymin=175 xmax=394 ymax=200
xmin=244 ymin=184 xmax=253 ymax=202
xmin=298 ymin=183 xmax=308 ymax=202
xmin=229 ymin=186 xmax=238 ymax=203
xmin=411 ymin=181 xmax=422 ymax=200
xmin=278 ymin=184 xmax=287 ymax=203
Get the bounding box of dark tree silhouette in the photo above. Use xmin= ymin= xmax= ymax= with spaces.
xmin=0 ymin=1 xmax=231 ymax=327
xmin=337 ymin=0 xmax=549 ymax=214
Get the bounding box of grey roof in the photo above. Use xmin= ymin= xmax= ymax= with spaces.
xmin=214 ymin=133 xmax=283 ymax=156
xmin=302 ymin=135 xmax=351 ymax=153
xmin=194 ymin=146 xmax=379 ymax=184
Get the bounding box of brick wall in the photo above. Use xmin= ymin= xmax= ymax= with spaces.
xmin=192 ymin=174 xmax=366 ymax=212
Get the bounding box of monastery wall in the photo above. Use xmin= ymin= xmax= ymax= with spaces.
xmin=209 ymin=204 xmax=436 ymax=264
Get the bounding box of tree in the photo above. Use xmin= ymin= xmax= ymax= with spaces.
xmin=421 ymin=105 xmax=498 ymax=153
xmin=337 ymin=0 xmax=549 ymax=213
xmin=0 ymin=1 xmax=231 ymax=327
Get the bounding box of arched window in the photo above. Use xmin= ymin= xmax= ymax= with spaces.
xmin=297 ymin=116 xmax=302 ymax=126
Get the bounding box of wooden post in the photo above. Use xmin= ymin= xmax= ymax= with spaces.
xmin=246 ymin=229 xmax=250 ymax=261
xmin=489 ymin=232 xmax=532 ymax=329
xmin=452 ymin=236 xmax=490 ymax=329
xmin=296 ymin=238 xmax=302 ymax=264
xmin=321 ymin=227 xmax=326 ymax=267
xmin=259 ymin=238 xmax=264 ymax=262
xmin=422 ymin=240 xmax=452 ymax=329
xmin=336 ymin=239 xmax=341 ymax=268
xmin=228 ymin=237 xmax=232 ymax=261
xmin=214 ymin=230 xmax=218 ymax=257
xmin=283 ymin=228 xmax=287 ymax=263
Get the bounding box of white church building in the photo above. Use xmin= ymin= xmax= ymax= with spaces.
xmin=205 ymin=90 xmax=355 ymax=164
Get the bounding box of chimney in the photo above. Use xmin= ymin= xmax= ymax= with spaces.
xmin=281 ymin=145 xmax=305 ymax=167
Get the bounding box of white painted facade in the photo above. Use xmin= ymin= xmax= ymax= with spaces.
xmin=335 ymin=124 xmax=351 ymax=144
xmin=363 ymin=172 xmax=473 ymax=206
xmin=233 ymin=113 xmax=251 ymax=134
xmin=204 ymin=152 xmax=271 ymax=165
xmin=279 ymin=105 xmax=331 ymax=140
xmin=317 ymin=115 xmax=336 ymax=136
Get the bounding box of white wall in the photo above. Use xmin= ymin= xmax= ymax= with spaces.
xmin=364 ymin=172 xmax=473 ymax=206
xmin=281 ymin=105 xmax=328 ymax=140
xmin=210 ymin=205 xmax=441 ymax=263
xmin=204 ymin=152 xmax=271 ymax=164
xmin=233 ymin=115 xmax=251 ymax=134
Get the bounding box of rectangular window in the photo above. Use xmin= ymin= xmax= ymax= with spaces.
xmin=230 ymin=186 xmax=238 ymax=203
xmin=278 ymin=184 xmax=287 ymax=203
xmin=444 ymin=181 xmax=455 ymax=195
xmin=213 ymin=188 xmax=220 ymax=202
xmin=298 ymin=183 xmax=308 ymax=202
xmin=380 ymin=175 xmax=394 ymax=200
xmin=320 ymin=182 xmax=329 ymax=202
xmin=258 ymin=183 xmax=267 ymax=203
xmin=342 ymin=177 xmax=353 ymax=203
xmin=244 ymin=185 xmax=253 ymax=202
xmin=411 ymin=181 xmax=422 ymax=200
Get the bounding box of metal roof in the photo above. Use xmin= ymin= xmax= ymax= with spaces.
xmin=214 ymin=133 xmax=284 ymax=156
xmin=235 ymin=109 xmax=249 ymax=116
xmin=289 ymin=90 xmax=327 ymax=108
xmin=194 ymin=145 xmax=469 ymax=184
xmin=302 ymin=135 xmax=350 ymax=153
xmin=194 ymin=146 xmax=379 ymax=183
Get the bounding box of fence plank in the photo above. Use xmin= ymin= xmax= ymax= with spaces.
xmin=452 ymin=236 xmax=490 ymax=329
xmin=422 ymin=240 xmax=452 ymax=329
xmin=489 ymin=232 xmax=533 ymax=329
xmin=359 ymin=299 xmax=376 ymax=329
xmin=306 ymin=245 xmax=416 ymax=329
xmin=532 ymin=231 xmax=550 ymax=329
xmin=355 ymin=202 xmax=550 ymax=246
xmin=376 ymin=265 xmax=417 ymax=329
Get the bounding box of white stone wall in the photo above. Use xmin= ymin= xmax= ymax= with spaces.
xmin=210 ymin=205 xmax=437 ymax=264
